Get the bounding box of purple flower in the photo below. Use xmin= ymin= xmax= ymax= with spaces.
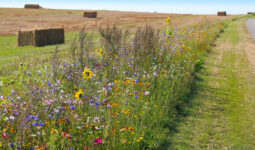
xmin=10 ymin=143 xmax=14 ymax=147
xmin=32 ymin=122 xmax=38 ymax=126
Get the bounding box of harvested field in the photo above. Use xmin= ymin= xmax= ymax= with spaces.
xmin=0 ymin=8 xmax=233 ymax=36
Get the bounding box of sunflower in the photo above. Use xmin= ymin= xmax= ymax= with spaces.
xmin=83 ymin=69 xmax=93 ymax=79
xmin=96 ymin=48 xmax=103 ymax=56
xmin=75 ymin=89 xmax=84 ymax=100
xmin=165 ymin=17 xmax=170 ymax=25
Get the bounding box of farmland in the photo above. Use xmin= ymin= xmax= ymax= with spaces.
xmin=1 ymin=7 xmax=255 ymax=150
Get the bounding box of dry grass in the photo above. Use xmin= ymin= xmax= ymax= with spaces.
xmin=0 ymin=8 xmax=234 ymax=36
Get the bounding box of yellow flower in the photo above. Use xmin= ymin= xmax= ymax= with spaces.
xmin=0 ymin=141 xmax=2 ymax=147
xmin=75 ymin=89 xmax=84 ymax=100
xmin=51 ymin=128 xmax=58 ymax=135
xmin=96 ymin=48 xmax=103 ymax=56
xmin=121 ymin=139 xmax=127 ymax=144
xmin=165 ymin=17 xmax=170 ymax=24
xmin=79 ymin=129 xmax=83 ymax=133
xmin=83 ymin=69 xmax=93 ymax=79
xmin=84 ymin=124 xmax=89 ymax=129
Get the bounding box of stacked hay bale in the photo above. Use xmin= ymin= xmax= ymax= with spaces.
xmin=83 ymin=11 xmax=97 ymax=18
xmin=24 ymin=4 xmax=40 ymax=9
xmin=18 ymin=28 xmax=65 ymax=47
xmin=218 ymin=11 xmax=227 ymax=16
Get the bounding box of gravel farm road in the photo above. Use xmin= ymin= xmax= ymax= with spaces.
xmin=246 ymin=19 xmax=255 ymax=40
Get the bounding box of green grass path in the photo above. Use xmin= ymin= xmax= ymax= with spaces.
xmin=169 ymin=18 xmax=255 ymax=149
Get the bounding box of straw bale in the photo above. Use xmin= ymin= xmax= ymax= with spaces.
xmin=18 ymin=28 xmax=65 ymax=47
xmin=83 ymin=11 xmax=97 ymax=18
xmin=248 ymin=12 xmax=255 ymax=15
xmin=218 ymin=11 xmax=227 ymax=16
xmin=24 ymin=4 xmax=40 ymax=9
xmin=18 ymin=30 xmax=35 ymax=46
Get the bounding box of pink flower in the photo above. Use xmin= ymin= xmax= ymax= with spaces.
xmin=95 ymin=138 xmax=103 ymax=144
xmin=85 ymin=146 xmax=90 ymax=150
xmin=44 ymin=99 xmax=53 ymax=105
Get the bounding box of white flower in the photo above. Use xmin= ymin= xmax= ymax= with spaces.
xmin=0 ymin=81 xmax=3 ymax=86
xmin=9 ymin=116 xmax=15 ymax=120
xmin=144 ymin=91 xmax=150 ymax=95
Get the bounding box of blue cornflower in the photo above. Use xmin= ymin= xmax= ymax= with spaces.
xmin=10 ymin=143 xmax=14 ymax=147
xmin=32 ymin=122 xmax=38 ymax=126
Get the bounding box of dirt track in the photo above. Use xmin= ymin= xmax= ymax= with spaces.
xmin=246 ymin=19 xmax=255 ymax=40
xmin=0 ymin=8 xmax=233 ymax=36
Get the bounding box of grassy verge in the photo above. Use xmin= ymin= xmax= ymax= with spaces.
xmin=168 ymin=16 xmax=255 ymax=149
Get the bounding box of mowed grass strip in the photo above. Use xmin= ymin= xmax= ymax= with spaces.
xmin=168 ymin=17 xmax=255 ymax=149
xmin=0 ymin=32 xmax=100 ymax=76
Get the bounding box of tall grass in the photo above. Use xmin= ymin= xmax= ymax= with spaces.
xmin=0 ymin=18 xmax=227 ymax=149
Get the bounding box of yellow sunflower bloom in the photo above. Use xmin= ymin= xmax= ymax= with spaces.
xmin=83 ymin=69 xmax=93 ymax=79
xmin=96 ymin=48 xmax=103 ymax=56
xmin=165 ymin=17 xmax=170 ymax=25
xmin=75 ymin=89 xmax=84 ymax=100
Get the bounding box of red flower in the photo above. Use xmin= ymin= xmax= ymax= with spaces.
xmin=62 ymin=132 xmax=69 ymax=137
xmin=2 ymin=133 xmax=10 ymax=138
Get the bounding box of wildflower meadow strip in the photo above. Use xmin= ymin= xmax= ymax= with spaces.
xmin=0 ymin=18 xmax=227 ymax=149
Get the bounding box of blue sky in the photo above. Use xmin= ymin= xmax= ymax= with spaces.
xmin=1 ymin=0 xmax=255 ymax=14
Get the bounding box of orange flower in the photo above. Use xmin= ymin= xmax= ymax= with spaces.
xmin=10 ymin=128 xmax=15 ymax=133
xmin=56 ymin=121 xmax=61 ymax=125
